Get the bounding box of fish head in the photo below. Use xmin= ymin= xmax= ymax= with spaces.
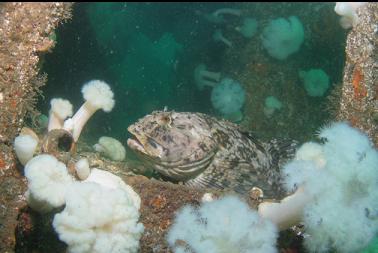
xmin=127 ymin=111 xmax=218 ymax=180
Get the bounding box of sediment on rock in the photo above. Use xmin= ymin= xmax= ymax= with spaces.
xmin=0 ymin=3 xmax=73 ymax=252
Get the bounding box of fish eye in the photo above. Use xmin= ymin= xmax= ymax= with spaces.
xmin=159 ymin=114 xmax=172 ymax=126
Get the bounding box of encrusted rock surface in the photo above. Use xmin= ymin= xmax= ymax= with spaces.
xmin=0 ymin=2 xmax=73 ymax=144
xmin=336 ymin=3 xmax=377 ymax=146
xmin=0 ymin=3 xmax=72 ymax=252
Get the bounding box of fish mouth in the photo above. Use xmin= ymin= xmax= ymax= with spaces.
xmin=127 ymin=134 xmax=166 ymax=160
xmin=127 ymin=136 xmax=146 ymax=154
xmin=127 ymin=134 xmax=165 ymax=167
xmin=127 ymin=125 xmax=147 ymax=154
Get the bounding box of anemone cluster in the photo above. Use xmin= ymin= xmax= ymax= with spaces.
xmin=259 ymin=122 xmax=378 ymax=253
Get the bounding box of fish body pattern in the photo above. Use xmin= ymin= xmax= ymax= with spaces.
xmin=127 ymin=111 xmax=297 ymax=198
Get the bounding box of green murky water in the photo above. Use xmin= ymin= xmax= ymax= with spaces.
xmin=38 ymin=2 xmax=347 ymax=144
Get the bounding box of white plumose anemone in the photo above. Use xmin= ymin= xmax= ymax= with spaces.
xmin=168 ymin=195 xmax=278 ymax=253
xmin=24 ymin=154 xmax=74 ymax=213
xmin=213 ymin=29 xmax=232 ymax=47
xmin=334 ymin=2 xmax=367 ymax=29
xmin=65 ymin=80 xmax=115 ymax=142
xmin=211 ymin=78 xmax=245 ymax=121
xmin=194 ymin=64 xmax=221 ymax=90
xmin=258 ymin=122 xmax=378 ymax=253
xmin=74 ymin=158 xmax=90 ymax=180
xmin=261 ymin=16 xmax=304 ymax=60
xmin=236 ymin=17 xmax=258 ymax=38
xmin=48 ymin=98 xmax=73 ymax=131
xmin=14 ymin=134 xmax=39 ymax=166
xmin=93 ymin=136 xmax=126 ymax=162
xmin=53 ymin=169 xmax=143 ymax=253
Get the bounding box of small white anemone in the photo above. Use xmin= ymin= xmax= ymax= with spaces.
xmin=299 ymin=69 xmax=330 ymax=97
xmin=211 ymin=78 xmax=245 ymax=120
xmin=64 ymin=80 xmax=115 ymax=142
xmin=261 ymin=16 xmax=304 ymax=60
xmin=236 ymin=17 xmax=258 ymax=38
xmin=75 ymin=158 xmax=90 ymax=180
xmin=263 ymin=96 xmax=283 ymax=118
xmin=213 ymin=29 xmax=232 ymax=47
xmin=334 ymin=2 xmax=367 ymax=29
xmin=48 ymin=98 xmax=73 ymax=131
xmin=194 ymin=64 xmax=221 ymax=90
xmin=14 ymin=134 xmax=38 ymax=166
xmin=93 ymin=136 xmax=126 ymax=162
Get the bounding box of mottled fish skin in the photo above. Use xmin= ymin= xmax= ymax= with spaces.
xmin=127 ymin=111 xmax=297 ymax=199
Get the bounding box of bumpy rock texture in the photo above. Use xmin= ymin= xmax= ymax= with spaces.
xmin=336 ymin=3 xmax=377 ymax=146
xmin=0 ymin=2 xmax=73 ymax=143
xmin=0 ymin=3 xmax=73 ymax=252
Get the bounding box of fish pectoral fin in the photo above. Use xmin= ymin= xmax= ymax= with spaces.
xmin=184 ymin=160 xmax=235 ymax=190
xmin=185 ymin=159 xmax=269 ymax=195
xmin=185 ymin=172 xmax=226 ymax=190
xmin=185 ymin=164 xmax=229 ymax=189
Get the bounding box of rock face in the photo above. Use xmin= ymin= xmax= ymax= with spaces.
xmin=0 ymin=3 xmax=72 ymax=252
xmin=125 ymin=176 xmax=210 ymax=253
xmin=0 ymin=3 xmax=73 ymax=144
xmin=0 ymin=145 xmax=27 ymax=253
xmin=337 ymin=3 xmax=378 ymax=146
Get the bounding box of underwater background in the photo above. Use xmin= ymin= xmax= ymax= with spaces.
xmin=3 ymin=3 xmax=378 ymax=253
xmin=38 ymin=2 xmax=347 ymax=151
